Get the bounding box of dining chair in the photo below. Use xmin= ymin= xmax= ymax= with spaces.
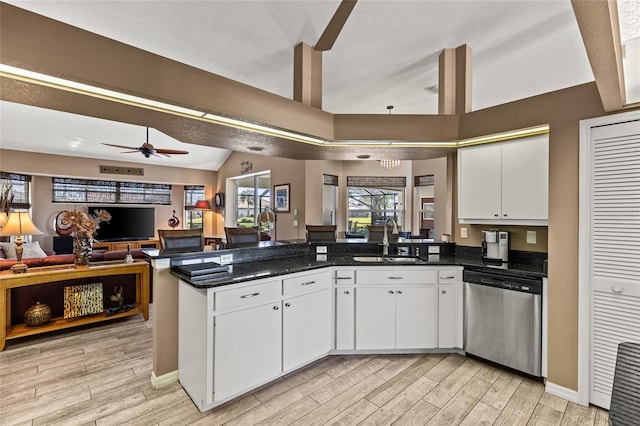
xmin=305 ymin=225 xmax=337 ymax=242
xmin=224 ymin=226 xmax=261 ymax=247
xmin=158 ymin=228 xmax=204 ymax=252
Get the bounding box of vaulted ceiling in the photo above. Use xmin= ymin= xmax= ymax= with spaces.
xmin=0 ymin=1 xmax=622 ymax=170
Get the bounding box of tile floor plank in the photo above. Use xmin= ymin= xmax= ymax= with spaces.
xmin=0 ymin=306 xmax=608 ymax=426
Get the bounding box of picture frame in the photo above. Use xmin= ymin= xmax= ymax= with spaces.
xmin=274 ymin=183 xmax=290 ymax=212
xmin=422 ymin=202 xmax=434 ymax=220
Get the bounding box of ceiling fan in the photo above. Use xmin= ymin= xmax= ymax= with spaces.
xmin=102 ymin=127 xmax=189 ymax=158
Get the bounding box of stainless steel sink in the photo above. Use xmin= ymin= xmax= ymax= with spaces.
xmin=352 ymin=256 xmax=424 ymax=264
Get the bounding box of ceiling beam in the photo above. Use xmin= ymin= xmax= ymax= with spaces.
xmin=571 ymin=0 xmax=626 ymax=111
xmin=314 ymin=0 xmax=358 ymax=52
xmin=438 ymin=44 xmax=472 ymax=115
xmin=294 ymin=43 xmax=323 ymax=109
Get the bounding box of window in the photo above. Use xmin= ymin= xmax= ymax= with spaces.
xmin=184 ymin=185 xmax=205 ymax=229
xmin=232 ymin=172 xmax=270 ymax=230
xmin=346 ymin=176 xmax=406 ymax=237
xmin=0 ymin=172 xmax=32 ymax=210
xmin=52 ymin=178 xmax=171 ymax=204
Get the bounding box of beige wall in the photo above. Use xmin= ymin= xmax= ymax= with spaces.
xmin=0 ymin=149 xmax=217 ymax=250
xmin=412 ymin=157 xmax=449 ymax=239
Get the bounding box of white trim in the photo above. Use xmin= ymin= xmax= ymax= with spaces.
xmin=577 ymin=109 xmax=640 ymax=407
xmin=545 ymin=381 xmax=580 ymax=404
xmin=151 ymin=370 xmax=179 ymax=389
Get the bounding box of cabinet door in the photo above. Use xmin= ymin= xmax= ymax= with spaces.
xmin=356 ymin=287 xmax=396 ymax=350
xmin=283 ymin=289 xmax=331 ymax=371
xmin=458 ymin=142 xmax=502 ymax=220
xmin=395 ymin=287 xmax=437 ymax=349
xmin=335 ymin=287 xmax=355 ymax=350
xmin=214 ymin=303 xmax=281 ymax=402
xmin=501 ymin=135 xmax=549 ymax=220
xmin=438 ymin=285 xmax=456 ymax=348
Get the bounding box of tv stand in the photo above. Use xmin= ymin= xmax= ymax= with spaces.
xmin=92 ymin=238 xmax=160 ymax=252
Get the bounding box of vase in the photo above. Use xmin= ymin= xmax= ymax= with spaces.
xmin=73 ymin=234 xmax=93 ymax=267
xmin=24 ymin=302 xmax=52 ymax=327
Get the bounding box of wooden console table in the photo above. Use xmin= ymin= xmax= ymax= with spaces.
xmin=92 ymin=239 xmax=160 ymax=252
xmin=0 ymin=260 xmax=149 ymax=351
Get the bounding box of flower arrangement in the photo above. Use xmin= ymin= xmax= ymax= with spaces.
xmin=61 ymin=209 xmax=112 ymax=238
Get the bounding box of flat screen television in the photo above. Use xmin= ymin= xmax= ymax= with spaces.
xmin=89 ymin=206 xmax=155 ymax=242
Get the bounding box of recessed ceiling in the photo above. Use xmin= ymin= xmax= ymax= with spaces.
xmin=1 ymin=0 xmax=596 ymax=168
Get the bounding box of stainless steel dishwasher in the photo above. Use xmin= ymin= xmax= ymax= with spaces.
xmin=463 ymin=268 xmax=542 ymax=377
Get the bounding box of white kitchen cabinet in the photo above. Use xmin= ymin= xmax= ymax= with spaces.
xmin=355 ymin=267 xmax=437 ymax=350
xmin=214 ymin=302 xmax=282 ymax=401
xmin=437 ymin=268 xmax=463 ymax=349
xmin=458 ymin=134 xmax=548 ymax=225
xmin=356 ymin=287 xmax=397 ymax=349
xmin=335 ymin=286 xmax=355 ymax=350
xmin=283 ymin=288 xmax=331 ymax=371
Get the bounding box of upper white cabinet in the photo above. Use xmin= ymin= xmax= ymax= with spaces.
xmin=458 ymin=134 xmax=549 ymax=225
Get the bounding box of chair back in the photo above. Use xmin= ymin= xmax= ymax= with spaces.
xmin=224 ymin=227 xmax=260 ymax=246
xmin=306 ymin=225 xmax=337 ymax=242
xmin=366 ymin=225 xmax=398 ymax=243
xmin=158 ymin=228 xmax=204 ymax=252
xmin=610 ymin=342 xmax=640 ymax=424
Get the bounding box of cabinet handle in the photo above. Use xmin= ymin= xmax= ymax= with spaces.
xmin=273 ymin=306 xmax=280 ymax=310
xmin=387 ymin=276 xmax=404 ymax=280
xmin=441 ymin=289 xmax=447 ymax=294
xmin=285 ymin=302 xmax=291 ymax=307
xmin=611 ymin=284 xmax=624 ymax=294
xmin=336 ymin=277 xmax=352 ymax=280
xmin=343 ymin=290 xmax=350 ymax=295
xmin=388 ymin=290 xmax=395 ymax=294
xmin=397 ymin=290 xmax=403 ymax=295
xmin=240 ymin=292 xmax=260 ymax=299
xmin=494 ymin=213 xmax=499 ymax=217
xmin=301 ymin=281 xmax=316 ymax=286
xmin=439 ymin=276 xmax=455 ymax=279
xmin=503 ymin=213 xmax=508 ymax=217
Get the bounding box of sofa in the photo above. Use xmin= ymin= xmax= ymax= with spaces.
xmin=0 ymin=246 xmax=149 ymax=271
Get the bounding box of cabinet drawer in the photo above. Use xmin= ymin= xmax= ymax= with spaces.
xmin=356 ymin=269 xmax=436 ymax=284
xmin=438 ymin=269 xmax=458 ymax=284
xmin=283 ymin=270 xmax=330 ymax=297
xmin=214 ymin=280 xmax=281 ymax=311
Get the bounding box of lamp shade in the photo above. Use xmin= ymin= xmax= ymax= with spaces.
xmin=0 ymin=211 xmax=43 ymax=237
xmin=194 ymin=200 xmax=212 ymax=210
xmin=258 ymin=210 xmax=275 ymax=223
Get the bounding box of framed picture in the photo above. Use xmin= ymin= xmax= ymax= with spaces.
xmin=274 ymin=183 xmax=290 ymax=212
xmin=422 ymin=202 xmax=434 ymax=220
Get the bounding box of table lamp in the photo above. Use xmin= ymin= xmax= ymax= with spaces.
xmin=0 ymin=211 xmax=43 ymax=273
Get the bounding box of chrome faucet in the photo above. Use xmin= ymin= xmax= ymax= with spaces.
xmin=382 ymin=218 xmax=398 ymax=256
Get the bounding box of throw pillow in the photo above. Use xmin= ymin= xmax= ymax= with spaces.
xmin=0 ymin=241 xmax=48 ymax=259
xmin=0 ymin=242 xmax=16 ymax=259
xmin=22 ymin=241 xmax=48 ymax=259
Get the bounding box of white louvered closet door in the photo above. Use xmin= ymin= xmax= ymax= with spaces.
xmin=589 ymin=119 xmax=640 ymax=409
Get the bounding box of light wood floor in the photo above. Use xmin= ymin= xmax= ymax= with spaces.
xmin=0 ymin=307 xmax=609 ymax=426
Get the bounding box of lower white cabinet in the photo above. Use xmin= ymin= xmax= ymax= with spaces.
xmin=437 ymin=268 xmax=463 ymax=349
xmin=335 ymin=287 xmax=355 ymax=350
xmin=283 ymin=288 xmax=331 ymax=371
xmin=356 ymin=286 xmax=437 ymax=349
xmin=214 ymin=302 xmax=281 ymax=401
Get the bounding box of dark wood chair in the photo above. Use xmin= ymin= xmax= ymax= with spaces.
xmin=158 ymin=228 xmax=204 ymax=252
xmin=305 ymin=225 xmax=337 ymax=242
xmin=366 ymin=225 xmax=398 ymax=243
xmin=224 ymin=226 xmax=260 ymax=247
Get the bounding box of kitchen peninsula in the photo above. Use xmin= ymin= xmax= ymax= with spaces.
xmin=145 ymin=239 xmax=546 ymax=411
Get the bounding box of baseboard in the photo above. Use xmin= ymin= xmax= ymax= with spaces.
xmin=545 ymin=381 xmax=581 ymax=405
xmin=151 ymin=369 xmax=179 ymax=389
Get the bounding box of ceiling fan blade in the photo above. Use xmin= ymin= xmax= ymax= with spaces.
xmin=314 ymin=0 xmax=358 ymax=51
xmin=102 ymin=143 xmax=140 ymax=150
xmin=152 ymin=152 xmax=170 ymax=158
xmin=155 ymin=148 xmax=189 ymax=155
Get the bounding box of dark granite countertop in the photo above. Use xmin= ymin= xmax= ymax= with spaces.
xmin=170 ymin=251 xmax=546 ymax=289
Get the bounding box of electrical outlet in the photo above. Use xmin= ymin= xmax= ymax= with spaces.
xmin=293 ymin=219 xmax=298 ymax=227
xmin=461 ymin=227 xmax=468 ymax=238
xmin=527 ymin=231 xmax=537 ymax=244
xmin=316 ymin=246 xmax=328 ymax=254
xmin=220 ymin=254 xmax=233 ymax=264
